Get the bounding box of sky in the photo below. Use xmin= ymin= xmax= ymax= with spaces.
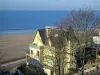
xmin=0 ymin=0 xmax=100 ymax=10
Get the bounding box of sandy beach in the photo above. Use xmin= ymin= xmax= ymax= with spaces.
xmin=0 ymin=33 xmax=33 ymax=63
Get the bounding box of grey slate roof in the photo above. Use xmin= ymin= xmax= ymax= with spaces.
xmin=38 ymin=29 xmax=47 ymax=45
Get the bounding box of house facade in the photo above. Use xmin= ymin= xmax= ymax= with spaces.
xmin=26 ymin=26 xmax=76 ymax=75
xmin=93 ymin=31 xmax=100 ymax=48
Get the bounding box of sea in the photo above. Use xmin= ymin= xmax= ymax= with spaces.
xmin=0 ymin=10 xmax=100 ymax=34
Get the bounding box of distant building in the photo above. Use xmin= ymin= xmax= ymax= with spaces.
xmin=93 ymin=31 xmax=100 ymax=48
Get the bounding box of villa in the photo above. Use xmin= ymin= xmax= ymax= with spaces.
xmin=26 ymin=26 xmax=76 ymax=75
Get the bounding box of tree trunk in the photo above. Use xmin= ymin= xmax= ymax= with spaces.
xmin=58 ymin=65 xmax=60 ymax=75
xmin=82 ymin=48 xmax=85 ymax=75
xmin=96 ymin=48 xmax=98 ymax=70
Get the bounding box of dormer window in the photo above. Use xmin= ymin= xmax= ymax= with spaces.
xmin=37 ymin=51 xmax=40 ymax=56
xmin=30 ymin=48 xmax=40 ymax=56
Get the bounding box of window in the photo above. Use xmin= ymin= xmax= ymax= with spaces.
xmin=51 ymin=70 xmax=54 ymax=75
xmin=31 ymin=50 xmax=33 ymax=54
xmin=37 ymin=51 xmax=40 ymax=56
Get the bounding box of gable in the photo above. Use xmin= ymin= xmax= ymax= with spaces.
xmin=33 ymin=31 xmax=44 ymax=46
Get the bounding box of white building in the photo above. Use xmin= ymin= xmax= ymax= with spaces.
xmin=93 ymin=31 xmax=100 ymax=47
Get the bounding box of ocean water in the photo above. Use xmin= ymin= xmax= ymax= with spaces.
xmin=0 ymin=29 xmax=37 ymax=34
xmin=0 ymin=10 xmax=100 ymax=34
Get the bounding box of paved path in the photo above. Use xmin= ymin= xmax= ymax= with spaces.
xmin=0 ymin=58 xmax=26 ymax=71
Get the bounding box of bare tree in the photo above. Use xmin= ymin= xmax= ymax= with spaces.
xmin=39 ymin=9 xmax=100 ymax=75
xmin=40 ymin=28 xmax=78 ymax=75
xmin=39 ymin=28 xmax=68 ymax=75
xmin=49 ymin=29 xmax=67 ymax=75
xmin=58 ymin=8 xmax=100 ymax=75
